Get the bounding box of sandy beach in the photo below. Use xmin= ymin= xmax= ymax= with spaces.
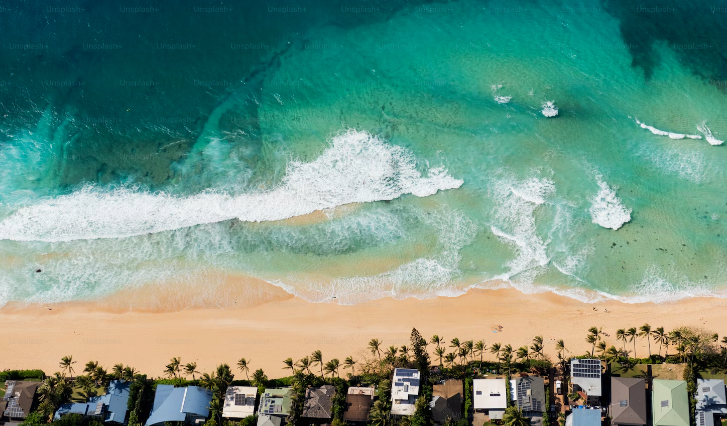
xmin=1 ymin=282 xmax=725 ymax=379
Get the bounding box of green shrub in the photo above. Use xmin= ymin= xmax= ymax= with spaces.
xmin=0 ymin=370 xmax=45 ymax=381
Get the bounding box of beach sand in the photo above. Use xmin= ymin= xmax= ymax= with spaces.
xmin=0 ymin=280 xmax=725 ymax=379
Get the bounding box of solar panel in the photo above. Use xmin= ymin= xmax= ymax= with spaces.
xmin=235 ymin=394 xmax=245 ymax=406
xmin=620 ymin=400 xmax=628 ymax=407
xmin=661 ymin=400 xmax=669 ymax=408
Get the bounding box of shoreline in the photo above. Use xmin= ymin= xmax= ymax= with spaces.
xmin=1 ymin=284 xmax=726 ymax=380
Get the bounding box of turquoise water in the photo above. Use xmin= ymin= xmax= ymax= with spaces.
xmin=2 ymin=0 xmax=727 ymax=307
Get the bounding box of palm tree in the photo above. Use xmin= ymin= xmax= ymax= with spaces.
xmin=458 ymin=347 xmax=469 ymax=366
xmin=616 ymin=329 xmax=627 ymax=351
xmin=491 ymin=343 xmax=502 ymax=372
xmin=626 ymin=327 xmax=638 ymax=358
xmin=449 ymin=338 xmax=461 ymax=353
xmin=165 ymin=357 xmax=181 ymax=379
xmin=75 ymin=375 xmax=94 ymax=400
xmin=369 ymin=339 xmax=382 ymax=361
xmin=604 ymin=346 xmax=620 ymax=363
xmin=112 ymin=364 xmax=124 ymax=379
xmin=464 ymin=341 xmax=475 ymax=363
xmin=199 ymin=372 xmax=217 ymax=391
xmin=531 ymin=336 xmax=544 ymax=360
xmin=297 ymin=357 xmax=312 ymax=374
xmin=344 ymin=356 xmax=357 ymax=376
xmin=444 ymin=353 xmax=457 ymax=368
xmin=586 ymin=334 xmax=598 ymax=356
xmin=38 ymin=373 xmax=72 ymax=422
xmin=237 ymin=358 xmax=251 ymax=380
xmin=653 ymin=327 xmax=667 ymax=357
xmin=639 ymin=324 xmax=653 ymax=357
xmin=588 ymin=326 xmax=603 ymax=341
xmin=516 ymin=346 xmax=530 ymax=363
xmin=501 ymin=344 xmax=514 ymax=371
xmin=430 ymin=335 xmax=445 ymax=350
xmin=59 ymin=356 xmax=76 ymax=378
xmin=84 ymin=361 xmax=99 ymax=375
xmin=92 ymin=366 xmax=108 ymax=387
xmin=474 ymin=340 xmax=487 ymax=367
xmin=503 ymin=406 xmax=529 ymax=426
xmin=311 ymin=350 xmax=324 ymax=376
xmin=596 ymin=341 xmax=607 ymax=358
xmin=369 ymin=399 xmax=392 ymax=426
xmin=435 ymin=347 xmax=446 ymax=368
xmin=122 ymin=366 xmax=136 ymax=381
xmin=385 ymin=346 xmax=398 ymax=367
xmin=283 ymin=358 xmax=295 ymax=374
xmin=324 ymin=359 xmax=340 ymax=377
xmin=555 ymin=339 xmax=566 ymax=358
xmin=252 ymin=369 xmax=267 ymax=388
xmin=184 ymin=362 xmax=198 ymax=380
xmin=216 ymin=364 xmax=234 ymax=392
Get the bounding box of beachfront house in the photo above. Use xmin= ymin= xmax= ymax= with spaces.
xmin=570 ymin=359 xmax=603 ymax=406
xmin=652 ymin=380 xmax=689 ymax=426
xmin=696 ymin=379 xmax=727 ymax=426
xmin=302 ymin=385 xmax=336 ymax=422
xmin=257 ymin=388 xmax=293 ymax=426
xmin=145 ymin=385 xmax=213 ymax=426
xmin=2 ymin=380 xmax=40 ymax=421
xmin=431 ymin=379 xmax=463 ymax=424
xmin=610 ymin=378 xmax=647 ymax=426
xmin=55 ymin=380 xmax=130 ymax=424
xmin=473 ymin=379 xmax=507 ymax=421
xmin=566 ymin=409 xmax=601 ymax=426
xmin=511 ymin=377 xmax=546 ymax=425
xmin=343 ymin=386 xmax=375 ymax=423
xmin=222 ymin=386 xmax=257 ymax=420
xmin=391 ymin=368 xmax=421 ymax=416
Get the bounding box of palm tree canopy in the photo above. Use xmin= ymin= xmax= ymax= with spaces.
xmin=503 ymin=406 xmax=529 ymax=426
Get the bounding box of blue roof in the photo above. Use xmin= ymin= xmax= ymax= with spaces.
xmin=145 ymin=386 xmax=213 ymax=426
xmin=54 ymin=380 xmax=130 ymax=424
xmin=570 ymin=409 xmax=601 ymax=426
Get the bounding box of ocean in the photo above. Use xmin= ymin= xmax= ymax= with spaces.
xmin=1 ymin=0 xmax=727 ymax=307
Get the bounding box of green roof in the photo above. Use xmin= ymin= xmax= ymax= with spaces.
xmin=652 ymin=380 xmax=689 ymax=426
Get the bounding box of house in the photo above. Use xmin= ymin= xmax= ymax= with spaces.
xmin=431 ymin=380 xmax=463 ymax=424
xmin=302 ymin=385 xmax=336 ymax=421
xmin=391 ymin=368 xmax=421 ymax=416
xmin=145 ymin=385 xmax=213 ymax=426
xmin=696 ymin=379 xmax=727 ymax=426
xmin=222 ymin=386 xmax=257 ymax=420
xmin=510 ymin=377 xmax=546 ymax=418
xmin=257 ymin=388 xmax=293 ymax=426
xmin=55 ymin=380 xmax=131 ymax=424
xmin=570 ymin=359 xmax=603 ymax=406
xmin=343 ymin=387 xmax=375 ymax=423
xmin=652 ymin=380 xmax=689 ymax=426
xmin=473 ymin=379 xmax=507 ymax=420
xmin=2 ymin=381 xmax=40 ymax=420
xmin=566 ymin=409 xmax=601 ymax=426
xmin=610 ymin=378 xmax=647 ymax=426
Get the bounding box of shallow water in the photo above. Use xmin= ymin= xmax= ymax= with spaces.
xmin=1 ymin=0 xmax=727 ymax=307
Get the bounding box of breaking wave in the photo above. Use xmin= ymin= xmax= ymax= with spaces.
xmin=0 ymin=130 xmax=463 ymax=242
xmin=588 ymin=176 xmax=631 ymax=230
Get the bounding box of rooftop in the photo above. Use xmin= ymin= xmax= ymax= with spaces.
xmin=303 ymin=385 xmax=336 ymax=419
xmin=511 ymin=377 xmax=545 ymax=415
xmin=610 ymin=377 xmax=647 ymax=426
xmin=473 ymin=379 xmax=507 ymax=410
xmin=652 ymin=380 xmax=689 ymax=426
xmin=431 ymin=380 xmax=463 ymax=424
xmin=2 ymin=381 xmax=40 ymax=419
xmin=258 ymin=388 xmax=292 ymax=417
xmin=571 ymin=359 xmax=603 ymax=397
xmin=145 ymin=385 xmax=213 ymax=426
xmin=391 ymin=368 xmax=421 ymax=416
xmin=344 ymin=393 xmax=374 ymax=422
xmin=696 ymin=379 xmax=727 ymax=426
xmin=566 ymin=409 xmax=601 ymax=426
xmin=222 ymin=386 xmax=258 ymax=419
xmin=54 ymin=380 xmax=130 ymax=424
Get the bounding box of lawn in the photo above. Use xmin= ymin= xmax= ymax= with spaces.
xmin=651 ymin=364 xmax=685 ymax=380
xmin=699 ymin=370 xmax=727 ymax=381
xmin=609 ymin=362 xmax=648 ymax=379
xmin=70 ymin=384 xmax=106 ymax=402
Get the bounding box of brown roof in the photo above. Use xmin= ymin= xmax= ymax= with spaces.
xmin=4 ymin=381 xmax=40 ymax=419
xmin=343 ymin=393 xmax=373 ymax=422
xmin=302 ymin=385 xmax=336 ymax=419
xmin=432 ymin=380 xmax=463 ymax=424
xmin=611 ymin=378 xmax=647 ymax=426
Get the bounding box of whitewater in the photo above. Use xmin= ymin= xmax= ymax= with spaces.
xmin=0 ymin=130 xmax=462 ymax=242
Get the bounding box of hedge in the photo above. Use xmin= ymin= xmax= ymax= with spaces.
xmin=0 ymin=370 xmax=45 ymax=381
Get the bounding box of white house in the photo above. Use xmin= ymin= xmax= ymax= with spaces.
xmin=473 ymin=379 xmax=507 ymax=420
xmin=222 ymin=386 xmax=258 ymax=420
xmin=391 ymin=368 xmax=421 ymax=416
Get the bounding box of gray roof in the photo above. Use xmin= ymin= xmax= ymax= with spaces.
xmin=611 ymin=378 xmax=647 ymax=426
xmin=566 ymin=409 xmax=601 ymax=426
xmin=257 ymin=414 xmax=283 ymax=426
xmin=145 ymin=385 xmax=212 ymax=426
xmin=431 ymin=380 xmax=463 ymax=424
xmin=571 ymin=359 xmax=602 ymax=397
xmin=302 ymin=385 xmax=336 ymax=419
xmin=513 ymin=377 xmax=545 ymax=414
xmin=696 ymin=380 xmax=727 ymax=426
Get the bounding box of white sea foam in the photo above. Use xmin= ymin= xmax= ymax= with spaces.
xmin=0 ymin=130 xmax=463 ymax=242
xmin=588 ymin=177 xmax=631 ymax=230
xmin=494 ymin=95 xmax=512 ymax=104
xmin=541 ymin=101 xmax=558 ymax=117
xmin=634 ymin=118 xmax=701 ymax=140
xmin=697 ymin=122 xmax=724 ymax=145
